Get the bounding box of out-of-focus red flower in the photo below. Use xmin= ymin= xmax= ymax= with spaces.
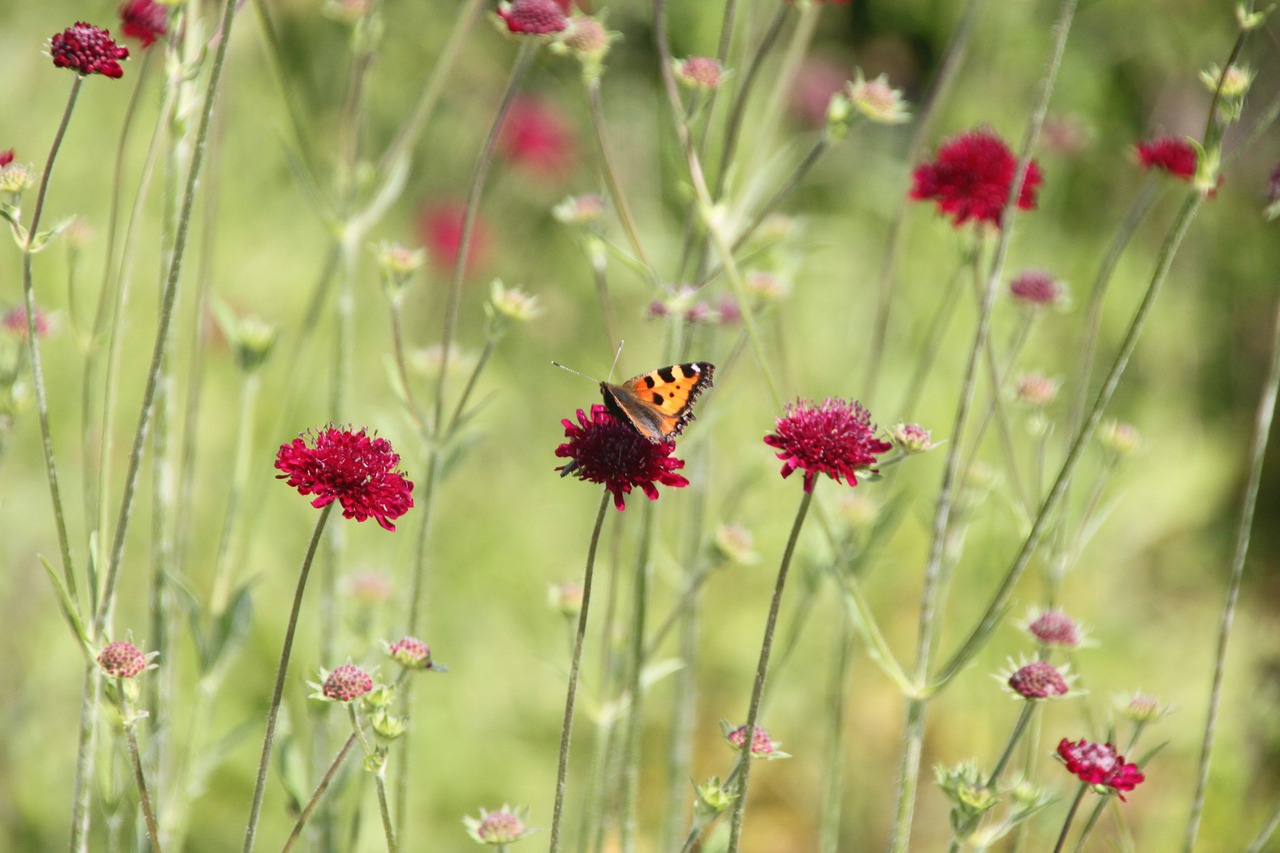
xmin=910 ymin=129 xmax=1043 ymax=228
xmin=418 ymin=200 xmax=490 ymax=277
xmin=498 ymin=96 xmax=576 ymax=179
xmin=789 ymin=57 xmax=849 ymax=128
xmin=119 ymin=0 xmax=168 ymax=48
xmin=1135 ymin=136 xmax=1197 ymax=180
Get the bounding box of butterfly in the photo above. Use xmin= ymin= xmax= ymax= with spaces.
xmin=599 ymin=362 xmax=715 ymax=442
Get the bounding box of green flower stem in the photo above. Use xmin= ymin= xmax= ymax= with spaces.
xmin=243 ymin=503 xmax=334 ymax=853
xmin=895 ymin=260 xmax=968 ymax=419
xmin=69 ymin=662 xmax=101 ymax=853
xmin=548 ymin=489 xmax=611 ymax=853
xmin=831 ymin=569 xmax=912 ymax=694
xmin=210 ymin=373 xmax=262 ymax=612
xmin=1246 ymin=802 xmax=1280 ymax=853
xmin=987 ymin=702 xmax=1036 ymax=787
xmin=388 ymin=300 xmax=429 ymax=437
xmin=348 ymin=705 xmax=398 ymax=853
xmin=22 ymin=76 xmax=82 ymax=620
xmin=94 ymin=0 xmax=242 ymax=638
xmin=620 ymin=505 xmax=655 ymax=853
xmin=444 ymin=337 xmax=496 ymax=440
xmin=586 ymin=79 xmax=654 ymax=281
xmin=281 ymin=734 xmax=359 ymax=853
xmin=375 ymin=0 xmax=486 ymax=179
xmin=741 ymin=2 xmax=819 ymax=185
xmin=862 ymin=0 xmax=987 ymax=397
xmin=124 ymin=713 xmax=163 ymax=853
xmin=1183 ymin=291 xmax=1280 ymax=851
xmin=936 ymin=186 xmax=1202 ymax=688
xmin=888 ymin=1 xmax=1076 ymax=843
xmin=726 ymin=487 xmax=815 ymax=853
xmin=644 ymin=559 xmax=715 ymax=658
xmin=818 ymin=615 xmax=854 ymax=853
xmin=1051 ymin=786 xmax=1088 ymax=853
xmin=435 ymin=40 xmax=534 ymax=433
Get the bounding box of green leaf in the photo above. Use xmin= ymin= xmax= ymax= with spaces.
xmin=207 ymin=581 xmax=254 ymax=678
xmin=38 ymin=555 xmax=89 ymax=648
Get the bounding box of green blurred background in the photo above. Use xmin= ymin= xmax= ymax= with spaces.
xmin=1 ymin=0 xmax=1279 ymax=850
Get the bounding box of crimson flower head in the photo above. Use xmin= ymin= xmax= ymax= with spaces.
xmin=119 ymin=0 xmax=168 ymax=48
xmin=555 ymin=404 xmax=689 ymax=510
xmin=97 ymin=640 xmax=150 ymax=679
xmin=50 ymin=22 xmax=130 ymax=78
xmin=276 ymin=425 xmax=414 ymax=531
xmin=764 ymin=398 xmax=892 ymax=493
xmin=496 ymin=0 xmax=570 ymax=34
xmin=319 ymin=664 xmax=374 ymax=702
xmin=0 ymin=150 xmax=13 ymax=168
xmin=1056 ymin=738 xmax=1145 ymax=801
xmin=1135 ymin=136 xmax=1196 ymax=180
xmin=910 ymin=129 xmax=1043 ymax=228
xmin=419 ymin=200 xmax=489 ymax=277
xmin=498 ymin=96 xmax=576 ymax=178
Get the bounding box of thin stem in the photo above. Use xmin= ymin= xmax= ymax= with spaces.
xmin=818 ymin=615 xmax=853 ymax=853
xmin=619 ymin=506 xmax=655 ymax=853
xmin=126 ymin=722 xmax=163 ymax=853
xmin=548 ymin=489 xmax=611 ymax=853
xmin=726 ymin=488 xmax=815 ymax=853
xmin=435 ymin=41 xmax=534 ymax=434
xmin=1051 ymin=786 xmax=1088 ymax=853
xmin=22 ymin=76 xmax=83 ymax=621
xmin=281 ymin=735 xmax=359 ymax=853
xmin=243 ymin=504 xmax=334 ymax=853
xmin=863 ymin=0 xmax=987 ymax=397
xmin=1183 ymin=294 xmax=1280 ymax=851
xmin=1245 ymin=800 xmax=1280 ymax=853
xmin=587 ymin=80 xmax=654 ymax=279
xmin=69 ymin=661 xmax=101 ymax=853
xmin=347 ymin=705 xmax=398 ymax=853
xmin=94 ymin=0 xmax=242 ymax=638
xmin=987 ymin=703 xmax=1036 ymax=786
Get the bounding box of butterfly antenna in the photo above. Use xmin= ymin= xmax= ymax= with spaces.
xmin=606 ymin=340 xmax=625 ymax=382
xmin=551 ymin=360 xmax=598 ymax=382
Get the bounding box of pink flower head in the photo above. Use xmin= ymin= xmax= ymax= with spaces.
xmin=496 ymin=0 xmax=569 ymax=34
xmin=764 ymin=398 xmax=893 ymax=493
xmin=910 ymin=129 xmax=1043 ymax=228
xmin=119 ymin=0 xmax=168 ymax=48
xmin=3 ymin=306 xmax=52 ymax=339
xmin=1056 ymin=738 xmax=1145 ymax=801
xmin=321 ymin=664 xmax=374 ymax=702
xmin=1009 ymin=269 xmax=1066 ymax=307
xmin=50 ymin=22 xmax=130 ymax=78
xmin=97 ymin=641 xmax=148 ymax=678
xmin=418 ymin=200 xmax=489 ymax=277
xmin=555 ymin=404 xmax=690 ymax=510
xmin=275 ymin=426 xmax=414 ymax=530
xmin=790 ymin=57 xmax=850 ymax=128
xmin=1025 ymin=609 xmax=1083 ymax=647
xmin=498 ymin=96 xmax=576 ymax=178
xmin=1135 ymin=136 xmax=1196 ymax=180
xmin=675 ymin=56 xmax=723 ymax=91
xmin=387 ymin=636 xmax=437 ymax=670
xmin=1007 ymin=661 xmax=1069 ymax=700
xmin=0 ymin=150 xmax=13 ymax=168
xmin=724 ymin=724 xmax=789 ymax=759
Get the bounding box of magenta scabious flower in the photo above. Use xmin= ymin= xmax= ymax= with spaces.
xmin=119 ymin=0 xmax=168 ymax=47
xmin=321 ymin=664 xmax=374 ymax=702
xmin=387 ymin=636 xmax=436 ymax=670
xmin=498 ymin=96 xmax=576 ymax=178
xmin=465 ymin=804 xmax=534 ymax=845
xmin=1026 ymin=609 xmax=1083 ymax=647
xmin=1007 ymin=661 xmax=1069 ymax=700
xmin=496 ymin=0 xmax=569 ymax=34
xmin=555 ymin=404 xmax=689 ymax=510
xmin=97 ymin=641 xmax=148 ymax=678
xmin=50 ymin=22 xmax=130 ymax=78
xmin=1009 ymin=269 xmax=1065 ymax=307
xmin=764 ymin=398 xmax=892 ymax=493
xmin=1057 ymin=738 xmax=1145 ymax=800
xmin=910 ymin=129 xmax=1043 ymax=228
xmin=1135 ymin=136 xmax=1196 ymax=180
xmin=275 ymin=426 xmax=414 ymax=531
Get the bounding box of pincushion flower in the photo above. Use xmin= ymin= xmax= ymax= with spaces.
xmin=315 ymin=663 xmax=375 ymax=702
xmin=910 ymin=129 xmax=1043 ymax=228
xmin=555 ymin=404 xmax=689 ymax=510
xmin=1000 ymin=659 xmax=1073 ymax=700
xmin=1022 ymin=608 xmax=1086 ymax=647
xmin=275 ymin=426 xmax=414 ymax=531
xmin=764 ymin=398 xmax=892 ymax=493
xmin=496 ymin=0 xmax=569 ymax=34
xmin=50 ymin=22 xmax=130 ymax=78
xmin=97 ymin=641 xmax=152 ymax=679
xmin=724 ymin=723 xmax=790 ymax=759
xmin=1056 ymin=738 xmax=1145 ymax=800
xmin=497 ymin=96 xmax=576 ymax=178
xmin=119 ymin=0 xmax=168 ymax=48
xmin=465 ymin=804 xmax=535 ymax=845
xmin=1009 ymin=269 xmax=1067 ymax=308
xmin=1135 ymin=136 xmax=1196 ymax=180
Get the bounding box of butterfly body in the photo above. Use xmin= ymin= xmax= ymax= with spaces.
xmin=600 ymin=362 xmax=715 ymax=442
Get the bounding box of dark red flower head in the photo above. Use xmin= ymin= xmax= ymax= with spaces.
xmin=418 ymin=200 xmax=489 ymax=277
xmin=764 ymin=398 xmax=892 ymax=493
xmin=498 ymin=96 xmax=576 ymax=178
xmin=497 ymin=0 xmax=569 ymax=34
xmin=1007 ymin=661 xmax=1069 ymax=700
xmin=556 ymin=404 xmax=689 ymax=510
xmin=321 ymin=664 xmax=374 ymax=702
xmin=119 ymin=1 xmax=168 ymax=47
xmin=1135 ymin=136 xmax=1196 ymax=180
xmin=50 ymin=22 xmax=130 ymax=78
xmin=910 ymin=129 xmax=1043 ymax=228
xmin=1056 ymin=738 xmax=1145 ymax=801
xmin=275 ymin=426 xmax=414 ymax=531
xmin=0 ymin=150 xmax=13 ymax=168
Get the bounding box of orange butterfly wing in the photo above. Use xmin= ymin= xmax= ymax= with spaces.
xmin=600 ymin=362 xmax=715 ymax=442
